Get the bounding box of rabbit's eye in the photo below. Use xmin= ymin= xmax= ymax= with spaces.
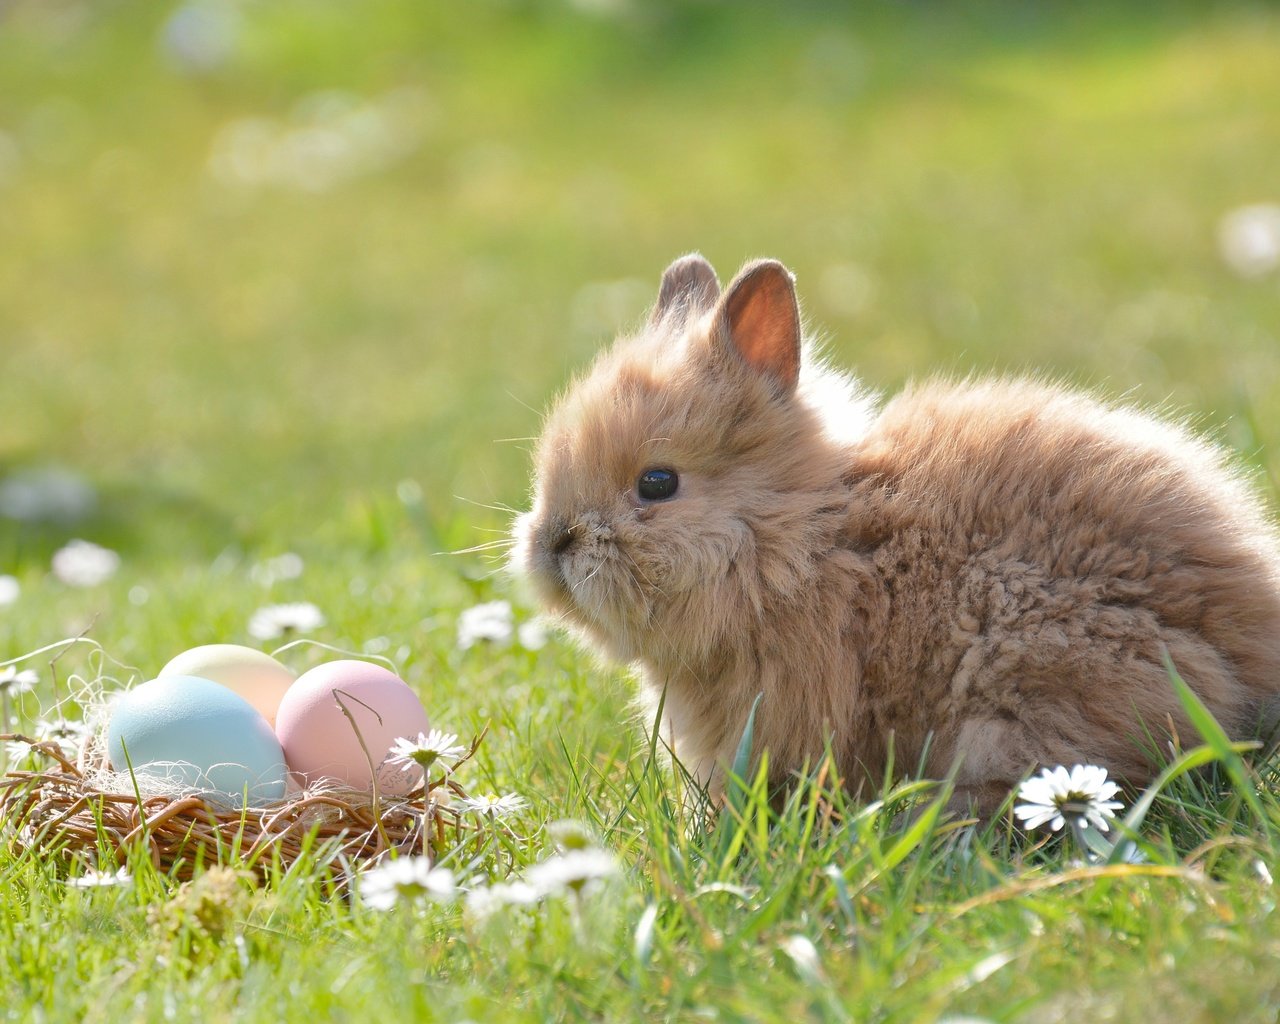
xmin=637 ymin=468 xmax=679 ymax=501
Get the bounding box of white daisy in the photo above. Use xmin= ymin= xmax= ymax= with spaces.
xmin=456 ymin=600 xmax=514 ymax=650
xmin=51 ymin=540 xmax=120 ymax=587
xmin=546 ymin=818 xmax=597 ymax=852
xmin=1219 ymin=203 xmax=1280 ymax=278
xmin=0 ymin=666 xmax=38 ymax=696
xmin=517 ymin=618 xmax=549 ymax=651
xmin=34 ymin=718 xmax=89 ymax=754
xmin=386 ymin=730 xmax=468 ymax=774
xmin=66 ymin=867 xmax=132 ymax=889
xmin=1107 ymin=842 xmax=1150 ymax=866
xmin=779 ymin=935 xmax=825 ymax=985
xmin=249 ymin=552 xmax=305 ymax=586
xmin=464 ymin=880 xmax=540 ymax=921
xmin=455 ymin=792 xmax=528 ymax=820
xmin=159 ymin=0 xmax=241 ymax=75
xmin=1013 ymin=764 xmax=1124 ymax=833
xmin=526 ymin=848 xmax=620 ymax=897
xmin=247 ymin=601 xmax=325 ymax=641
xmin=359 ymin=856 xmax=455 ymax=911
xmin=0 ymin=575 xmax=18 ymax=606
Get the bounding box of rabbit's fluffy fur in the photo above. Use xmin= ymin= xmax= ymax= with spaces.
xmin=514 ymin=254 xmax=1280 ymax=813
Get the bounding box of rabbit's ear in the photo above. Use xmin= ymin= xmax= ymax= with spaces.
xmin=715 ymin=259 xmax=801 ymax=395
xmin=650 ymin=253 xmax=720 ymax=328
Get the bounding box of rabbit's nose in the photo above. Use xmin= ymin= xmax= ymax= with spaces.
xmin=549 ymin=522 xmax=578 ymax=555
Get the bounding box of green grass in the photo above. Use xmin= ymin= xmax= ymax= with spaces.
xmin=3 ymin=1 xmax=1280 ymax=1020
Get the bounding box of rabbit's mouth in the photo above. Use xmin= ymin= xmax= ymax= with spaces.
xmin=513 ymin=508 xmax=649 ymax=645
xmin=544 ymin=517 xmax=623 ymax=613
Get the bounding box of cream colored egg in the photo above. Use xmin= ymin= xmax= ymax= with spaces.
xmin=159 ymin=644 xmax=296 ymax=726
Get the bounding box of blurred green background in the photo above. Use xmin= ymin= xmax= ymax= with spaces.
xmin=2 ymin=0 xmax=1279 ymax=590
xmin=4 ymin=9 xmax=1280 ymax=1015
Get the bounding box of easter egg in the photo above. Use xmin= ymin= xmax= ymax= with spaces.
xmin=159 ymin=644 xmax=296 ymax=726
xmin=107 ymin=675 xmax=288 ymax=807
xmin=274 ymin=660 xmax=430 ymax=795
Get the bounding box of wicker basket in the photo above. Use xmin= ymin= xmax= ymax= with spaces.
xmin=0 ymin=730 xmax=488 ymax=880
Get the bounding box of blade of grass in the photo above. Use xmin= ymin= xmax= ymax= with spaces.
xmin=1163 ymin=648 xmax=1266 ymax=826
xmin=1106 ymin=741 xmax=1255 ymax=864
xmin=715 ymin=693 xmax=764 ymax=868
xmin=729 ymin=693 xmax=764 ymax=795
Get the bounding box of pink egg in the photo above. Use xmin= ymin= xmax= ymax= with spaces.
xmin=274 ymin=660 xmax=430 ymax=795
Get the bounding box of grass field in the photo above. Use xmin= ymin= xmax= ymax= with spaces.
xmin=3 ymin=1 xmax=1280 ymax=1020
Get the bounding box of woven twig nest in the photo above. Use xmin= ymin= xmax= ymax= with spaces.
xmin=0 ymin=729 xmax=490 ymax=881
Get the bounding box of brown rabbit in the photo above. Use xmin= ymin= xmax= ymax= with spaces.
xmin=513 ymin=253 xmax=1280 ymax=815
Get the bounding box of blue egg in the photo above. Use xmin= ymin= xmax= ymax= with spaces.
xmin=107 ymin=675 xmax=288 ymax=807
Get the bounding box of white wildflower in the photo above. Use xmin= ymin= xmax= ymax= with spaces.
xmin=456 ymin=792 xmax=528 ymax=820
xmin=457 ymin=600 xmax=514 ymax=650
xmin=1219 ymin=203 xmax=1280 ymax=277
xmin=464 ymin=880 xmax=540 ymax=921
xmin=159 ymin=0 xmax=241 ymax=74
xmin=1104 ymin=841 xmax=1149 ymax=866
xmin=547 ymin=818 xmax=597 ymax=852
xmin=249 ymin=552 xmax=304 ymax=586
xmin=1014 ymin=764 xmax=1124 ymax=833
xmin=517 ymin=618 xmax=549 ymax=651
xmin=359 ymin=856 xmax=456 ymax=911
xmin=0 ymin=575 xmax=18 ymax=606
xmin=34 ymin=718 xmax=89 ymax=754
xmin=207 ymin=88 xmax=426 ymax=193
xmin=396 ymin=479 xmax=423 ymax=505
xmin=526 ymin=848 xmax=620 ymax=897
xmin=51 ymin=539 xmax=119 ymax=587
xmin=2 ymin=745 xmax=23 ymax=772
xmin=387 ymin=730 xmax=468 ymax=775
xmin=247 ymin=601 xmax=325 ymax=640
xmin=779 ymin=934 xmax=825 ymax=984
xmin=66 ymin=866 xmax=132 ymax=889
xmin=0 ymin=666 xmax=38 ymax=696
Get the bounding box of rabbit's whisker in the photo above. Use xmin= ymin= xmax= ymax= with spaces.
xmin=571 ymin=558 xmax=607 ymax=594
xmin=441 ymin=539 xmax=517 ymax=556
xmin=454 ymin=495 xmax=522 ymax=516
xmin=622 ymin=549 xmax=665 ymax=599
